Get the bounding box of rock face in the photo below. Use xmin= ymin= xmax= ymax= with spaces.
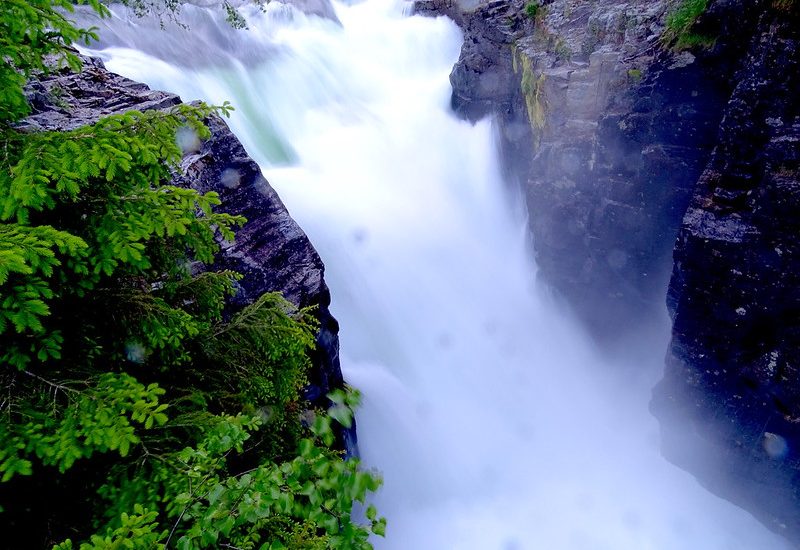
xmin=511 ymin=0 xmax=692 ymax=339
xmin=421 ymin=0 xmax=800 ymax=542
xmin=176 ymin=115 xmax=346 ymax=415
xmin=23 ymin=55 xmax=350 ymax=445
xmin=415 ymin=0 xmax=534 ymax=178
xmin=420 ymin=0 xmax=754 ymax=340
xmin=651 ymin=1 xmax=800 ymax=541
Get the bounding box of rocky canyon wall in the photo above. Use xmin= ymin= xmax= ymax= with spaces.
xmin=419 ymin=0 xmax=800 ymax=543
xmin=651 ymin=0 xmax=800 ymax=541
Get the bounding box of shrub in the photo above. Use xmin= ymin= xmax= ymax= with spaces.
xmin=0 ymin=1 xmax=383 ymax=548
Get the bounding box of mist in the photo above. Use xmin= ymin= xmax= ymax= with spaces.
xmin=83 ymin=1 xmax=790 ymax=547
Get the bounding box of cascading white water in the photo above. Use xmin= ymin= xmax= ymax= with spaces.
xmin=82 ymin=1 xmax=790 ymax=548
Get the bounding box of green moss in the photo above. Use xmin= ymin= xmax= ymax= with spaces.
xmin=512 ymin=46 xmax=547 ymax=137
xmin=675 ymin=32 xmax=716 ymax=50
xmin=666 ymin=0 xmax=708 ymax=34
xmin=512 ymin=42 xmax=519 ymax=74
xmin=663 ymin=0 xmax=713 ymax=50
xmin=519 ymin=55 xmax=546 ymax=131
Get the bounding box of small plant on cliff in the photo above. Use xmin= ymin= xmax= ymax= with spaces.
xmin=553 ymin=37 xmax=572 ymax=62
xmin=0 ymin=0 xmax=383 ymax=548
xmin=772 ymin=0 xmax=797 ymax=11
xmin=525 ymin=1 xmax=540 ymax=19
xmin=627 ymin=68 xmax=643 ymax=82
xmin=663 ymin=0 xmax=715 ymax=50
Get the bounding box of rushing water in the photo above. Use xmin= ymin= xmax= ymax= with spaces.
xmin=82 ymin=1 xmax=790 ymax=548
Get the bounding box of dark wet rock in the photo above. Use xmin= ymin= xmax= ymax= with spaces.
xmin=175 ymin=114 xmax=346 ymax=410
xmin=22 ymin=54 xmax=351 ymax=446
xmin=522 ymin=36 xmax=742 ymax=341
xmin=651 ymin=1 xmax=800 ymax=541
xmin=417 ymin=0 xmax=779 ymax=346
xmin=20 ymin=57 xmax=182 ymax=132
xmin=415 ymin=0 xmax=535 ymax=176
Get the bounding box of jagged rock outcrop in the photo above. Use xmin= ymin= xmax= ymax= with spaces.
xmin=421 ymin=0 xmax=794 ymax=340
xmin=419 ymin=0 xmax=752 ymax=340
xmin=651 ymin=1 xmax=800 ymax=541
xmin=416 ymin=0 xmax=523 ymax=120
xmin=415 ymin=0 xmax=534 ymax=178
xmin=22 ymin=55 xmax=350 ymax=443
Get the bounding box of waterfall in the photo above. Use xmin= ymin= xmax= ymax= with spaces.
xmin=82 ymin=1 xmax=789 ymax=548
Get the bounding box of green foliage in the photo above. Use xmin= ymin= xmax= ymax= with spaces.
xmin=0 ymin=0 xmax=108 ymax=122
xmin=53 ymin=505 xmax=167 ymax=550
xmin=524 ymin=1 xmax=540 ymax=19
xmin=663 ymin=0 xmax=714 ymax=50
xmin=222 ymin=1 xmax=250 ymax=29
xmin=0 ymin=373 xmax=168 ymax=480
xmin=0 ymin=1 xmax=383 ymax=548
xmin=665 ymin=0 xmax=708 ymax=35
xmin=163 ymin=395 xmax=381 ymax=550
xmin=0 ymin=100 xmax=243 ymax=371
xmin=115 ymin=0 xmax=182 ymax=19
xmin=200 ymin=293 xmax=319 ymax=406
xmin=85 ymin=394 xmax=381 ymax=550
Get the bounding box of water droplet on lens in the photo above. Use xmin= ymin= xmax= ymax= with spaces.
xmin=352 ymin=227 xmax=368 ymax=244
xmin=764 ymin=432 xmax=789 ymax=459
xmin=176 ymin=126 xmax=201 ymax=154
xmin=125 ymin=342 xmax=147 ymax=364
xmin=220 ymin=167 xmax=241 ymax=189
